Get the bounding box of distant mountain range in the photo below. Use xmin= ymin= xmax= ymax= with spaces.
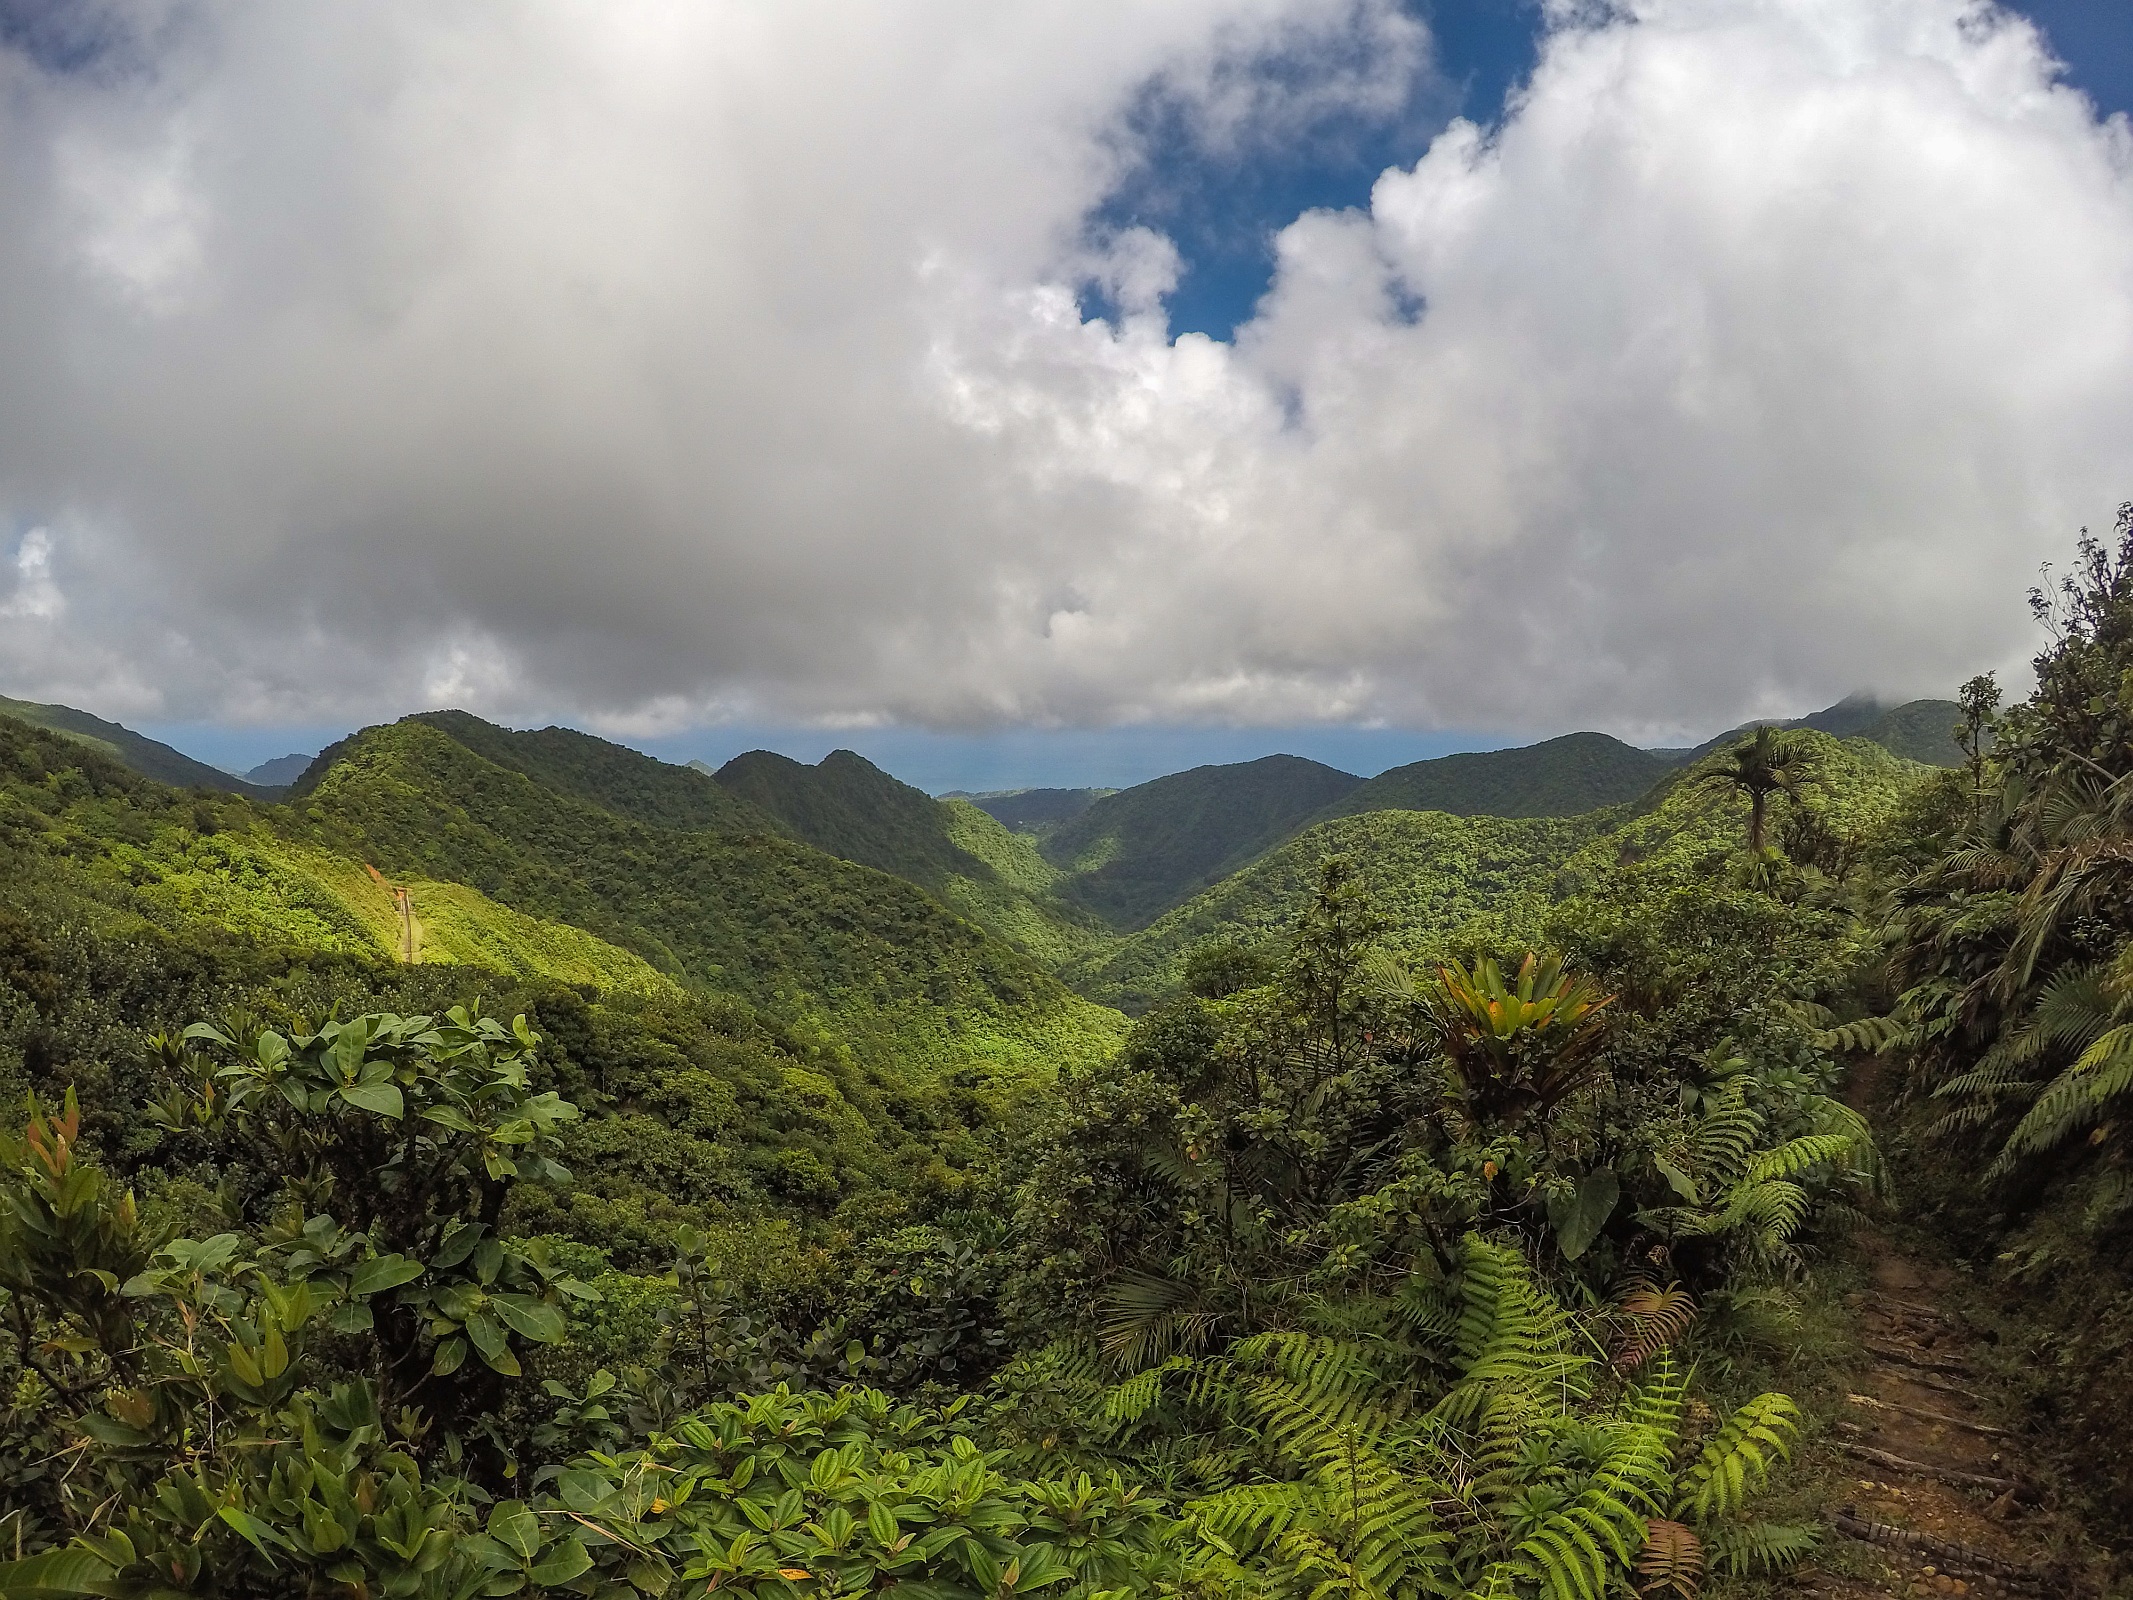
xmin=1681 ymin=692 xmax=1962 ymax=765
xmin=0 ymin=688 xmax=1968 ymax=1034
xmin=0 ymin=689 xmax=1965 ymax=951
xmin=241 ymin=752 xmax=316 ymax=786
xmin=1033 ymin=754 xmax=1367 ymax=930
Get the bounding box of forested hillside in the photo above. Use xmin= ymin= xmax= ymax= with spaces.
xmin=1039 ymin=754 xmax=1364 ymax=928
xmin=9 ymin=595 xmax=2133 ymax=1598
xmin=1072 ymin=808 xmax=1607 ymax=1009
xmin=956 ymin=786 xmax=1110 ymax=836
xmin=710 ymin=748 xmax=1108 ymax=965
xmin=1685 ymin=695 xmax=1964 ymax=765
xmin=1322 ymin=731 xmax=1674 ymax=820
xmin=0 ymin=693 xmax=280 ymax=798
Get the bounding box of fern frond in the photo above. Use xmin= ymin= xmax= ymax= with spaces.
xmin=1746 ymin=1133 xmax=1855 ymax=1182
xmin=1100 ymin=1354 xmax=1190 ymax=1425
xmin=1701 ymin=1520 xmax=1820 ymax=1576
xmin=1434 ymin=1240 xmax=1590 ymax=1430
xmin=1991 ymin=1026 xmax=2133 ymax=1175
xmin=1674 ymin=1393 xmax=1799 ymax=1520
xmin=1612 ymin=1284 xmax=1696 ymax=1369
xmin=1636 ymin=1519 xmax=1704 ymax=1598
xmin=1233 ymin=1333 xmax=1405 ymax=1456
xmin=1687 ymin=1087 xmax=1763 ymax=1189
xmin=1189 ymin=1481 xmax=1315 ymax=1554
xmin=1624 ymin=1350 xmax=1687 ymax=1438
xmin=1312 ymin=1443 xmax=1455 ymax=1597
xmin=1817 ymin=1016 xmax=1904 ymax=1055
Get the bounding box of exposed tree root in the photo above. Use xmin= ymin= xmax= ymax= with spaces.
xmin=1845 ymin=1392 xmax=2010 ymax=1439
xmin=1835 ymin=1442 xmax=2035 ymax=1501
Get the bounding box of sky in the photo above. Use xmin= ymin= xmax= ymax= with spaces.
xmin=2 ymin=0 xmax=2131 ymax=791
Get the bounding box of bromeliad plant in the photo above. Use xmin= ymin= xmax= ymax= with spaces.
xmin=1430 ymin=954 xmax=1615 ymax=1134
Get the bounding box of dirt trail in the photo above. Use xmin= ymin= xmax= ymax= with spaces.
xmin=1790 ymin=1064 xmax=2102 ymax=1598
xmin=1792 ymin=1228 xmax=2063 ymax=1600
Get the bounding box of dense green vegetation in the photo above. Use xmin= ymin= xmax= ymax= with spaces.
xmin=13 ymin=584 xmax=2132 ymax=1600
xmin=1683 ymin=696 xmax=1962 ymax=767
xmin=0 ymin=694 xmax=278 ymax=798
xmin=710 ymin=750 xmax=1108 ymax=967
xmin=1 ymin=834 xmax=1869 ymax=1600
xmin=956 ymin=788 xmax=1110 ymax=837
xmin=0 ymin=711 xmax=1119 ymax=1297
xmin=1041 ymin=756 xmax=1365 ymax=930
xmin=389 ymin=712 xmax=774 ymax=833
xmin=1071 ymin=732 xmax=1921 ymax=1014
xmin=1322 ymin=734 xmax=1674 ymax=822
xmin=290 ymin=720 xmax=1122 ymax=1077
xmin=1836 ymin=509 xmax=2133 ymax=1519
xmin=1852 ymin=699 xmax=1963 ymax=765
xmin=1072 ymin=809 xmax=1607 ymax=1011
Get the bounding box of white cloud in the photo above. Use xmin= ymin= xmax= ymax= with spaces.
xmin=1 ymin=528 xmax=65 ymax=620
xmin=0 ymin=0 xmax=2128 ymax=741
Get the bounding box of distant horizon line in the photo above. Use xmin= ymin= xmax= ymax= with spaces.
xmin=74 ymin=688 xmax=1952 ymax=798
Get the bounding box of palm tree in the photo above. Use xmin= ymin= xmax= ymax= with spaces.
xmin=1693 ymin=726 xmax=1818 ymax=854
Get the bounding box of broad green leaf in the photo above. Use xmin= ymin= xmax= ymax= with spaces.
xmin=218 ymin=1506 xmax=290 ymax=1558
xmin=0 ymin=1547 xmax=121 ymax=1598
xmin=351 ymin=1254 xmax=425 ymax=1296
xmin=432 ymin=1222 xmax=482 ymax=1270
xmin=488 ymin=1502 xmax=542 ymax=1560
xmin=1551 ymin=1168 xmax=1620 ymax=1261
xmin=867 ymin=1502 xmax=901 ymax=1546
xmin=1654 ymin=1155 xmax=1700 ymax=1203
xmin=466 ymin=1311 xmax=521 ymax=1374
xmin=489 ymin=1294 xmax=566 ymax=1344
xmin=339 ymin=1081 xmax=405 ymax=1119
xmin=531 ymin=1538 xmax=593 ymax=1586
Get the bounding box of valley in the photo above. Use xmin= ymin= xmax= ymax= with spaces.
xmin=2 ymin=668 xmax=2129 ymax=1599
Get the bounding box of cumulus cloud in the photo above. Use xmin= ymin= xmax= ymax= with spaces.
xmin=0 ymin=0 xmax=2128 ymax=741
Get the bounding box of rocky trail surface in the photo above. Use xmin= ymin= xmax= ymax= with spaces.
xmin=1791 ymin=1232 xmax=2065 ymax=1599
xmin=1784 ymin=1064 xmax=2115 ymax=1598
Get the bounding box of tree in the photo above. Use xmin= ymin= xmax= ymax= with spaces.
xmin=1955 ymin=671 xmax=2001 ymax=816
xmin=1693 ymin=726 xmax=1819 ymax=854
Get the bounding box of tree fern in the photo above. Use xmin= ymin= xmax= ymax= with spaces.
xmin=1991 ymin=1022 xmax=2133 ymax=1175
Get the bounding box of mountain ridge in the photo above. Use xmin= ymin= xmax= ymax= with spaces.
xmin=0 ymin=694 xmax=281 ymax=799
xmin=1318 ymin=731 xmax=1674 ymax=823
xmin=1037 ymin=753 xmax=1365 ymax=931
